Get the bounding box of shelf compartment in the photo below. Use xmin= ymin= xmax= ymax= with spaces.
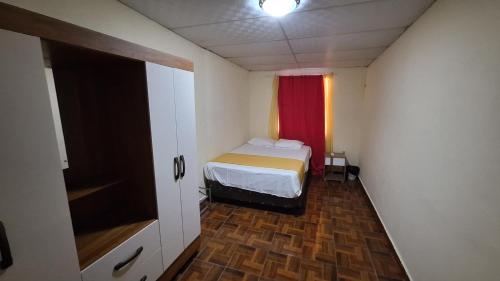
xmin=67 ymin=178 xmax=126 ymax=202
xmin=75 ymin=219 xmax=155 ymax=270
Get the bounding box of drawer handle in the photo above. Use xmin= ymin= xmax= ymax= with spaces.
xmin=113 ymin=246 xmax=143 ymax=272
xmin=140 ymin=276 xmax=147 ymax=281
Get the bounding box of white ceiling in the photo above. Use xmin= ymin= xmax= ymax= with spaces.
xmin=119 ymin=0 xmax=434 ymax=71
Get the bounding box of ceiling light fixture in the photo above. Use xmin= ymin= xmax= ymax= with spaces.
xmin=259 ymin=0 xmax=300 ymax=17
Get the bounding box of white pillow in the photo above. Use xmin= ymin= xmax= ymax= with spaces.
xmin=275 ymin=139 xmax=303 ymax=150
xmin=248 ymin=137 xmax=276 ymax=147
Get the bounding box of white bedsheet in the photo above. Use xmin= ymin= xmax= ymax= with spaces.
xmin=204 ymin=144 xmax=311 ymax=198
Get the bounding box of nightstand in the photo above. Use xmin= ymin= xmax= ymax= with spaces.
xmin=324 ymin=152 xmax=347 ymax=182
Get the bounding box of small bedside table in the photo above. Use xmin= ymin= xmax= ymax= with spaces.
xmin=324 ymin=152 xmax=347 ymax=182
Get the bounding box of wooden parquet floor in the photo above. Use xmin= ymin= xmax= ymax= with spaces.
xmin=176 ymin=177 xmax=409 ymax=281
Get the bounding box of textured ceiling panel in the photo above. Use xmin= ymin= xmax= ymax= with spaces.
xmin=209 ymin=41 xmax=291 ymax=58
xmin=295 ymin=0 xmax=377 ymax=11
xmin=245 ymin=63 xmax=300 ymax=71
xmin=121 ymin=0 xmax=264 ymax=28
xmin=289 ymin=28 xmax=404 ymax=53
xmin=173 ymin=17 xmax=284 ymax=46
xmin=299 ymin=59 xmax=373 ymax=68
xmin=119 ymin=0 xmax=435 ymax=70
xmin=120 ymin=0 xmax=378 ymax=28
xmin=230 ymin=55 xmax=296 ymax=65
xmin=295 ymin=47 xmax=386 ymax=62
xmin=281 ymin=0 xmax=434 ymax=39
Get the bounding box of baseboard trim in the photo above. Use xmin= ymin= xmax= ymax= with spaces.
xmin=358 ymin=176 xmax=414 ymax=281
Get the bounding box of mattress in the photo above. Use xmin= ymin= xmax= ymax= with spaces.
xmin=204 ymin=143 xmax=312 ymax=198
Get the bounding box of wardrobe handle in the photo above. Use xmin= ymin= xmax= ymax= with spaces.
xmin=179 ymin=155 xmax=185 ymax=178
xmin=0 ymin=221 xmax=13 ymax=270
xmin=173 ymin=157 xmax=180 ymax=181
xmin=140 ymin=276 xmax=147 ymax=281
xmin=113 ymin=246 xmax=143 ymax=272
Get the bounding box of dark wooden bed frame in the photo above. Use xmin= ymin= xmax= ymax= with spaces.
xmin=205 ymin=170 xmax=311 ymax=215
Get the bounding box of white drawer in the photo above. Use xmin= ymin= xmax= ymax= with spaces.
xmin=82 ymin=220 xmax=162 ymax=281
xmin=333 ymin=158 xmax=346 ymax=166
xmin=130 ymin=249 xmax=164 ymax=281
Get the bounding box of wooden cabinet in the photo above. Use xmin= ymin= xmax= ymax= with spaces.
xmin=44 ymin=40 xmax=158 ymax=271
xmin=146 ymin=63 xmax=201 ymax=270
xmin=324 ymin=152 xmax=348 ymax=182
xmin=0 ymin=28 xmax=200 ymax=281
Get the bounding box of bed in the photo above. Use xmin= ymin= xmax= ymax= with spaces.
xmin=204 ymin=143 xmax=312 ymax=215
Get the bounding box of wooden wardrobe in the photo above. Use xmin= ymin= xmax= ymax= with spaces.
xmin=0 ymin=22 xmax=200 ymax=281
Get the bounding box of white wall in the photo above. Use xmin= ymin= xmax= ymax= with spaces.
xmin=2 ymin=0 xmax=250 ymax=187
xmin=248 ymin=68 xmax=366 ymax=165
xmin=360 ymin=0 xmax=500 ymax=280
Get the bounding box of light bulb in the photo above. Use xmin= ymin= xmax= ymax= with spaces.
xmin=260 ymin=0 xmax=299 ymax=17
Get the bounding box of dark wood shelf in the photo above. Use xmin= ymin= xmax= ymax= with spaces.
xmin=75 ymin=219 xmax=155 ymax=269
xmin=67 ymin=178 xmax=126 ymax=202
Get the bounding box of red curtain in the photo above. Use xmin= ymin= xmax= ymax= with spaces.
xmin=278 ymin=75 xmax=325 ymax=175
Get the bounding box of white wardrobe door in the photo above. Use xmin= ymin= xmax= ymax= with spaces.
xmin=146 ymin=62 xmax=184 ymax=269
xmin=0 ymin=29 xmax=81 ymax=281
xmin=173 ymin=69 xmax=201 ymax=247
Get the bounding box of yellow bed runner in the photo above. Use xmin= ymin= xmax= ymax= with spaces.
xmin=211 ymin=153 xmax=305 ymax=183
